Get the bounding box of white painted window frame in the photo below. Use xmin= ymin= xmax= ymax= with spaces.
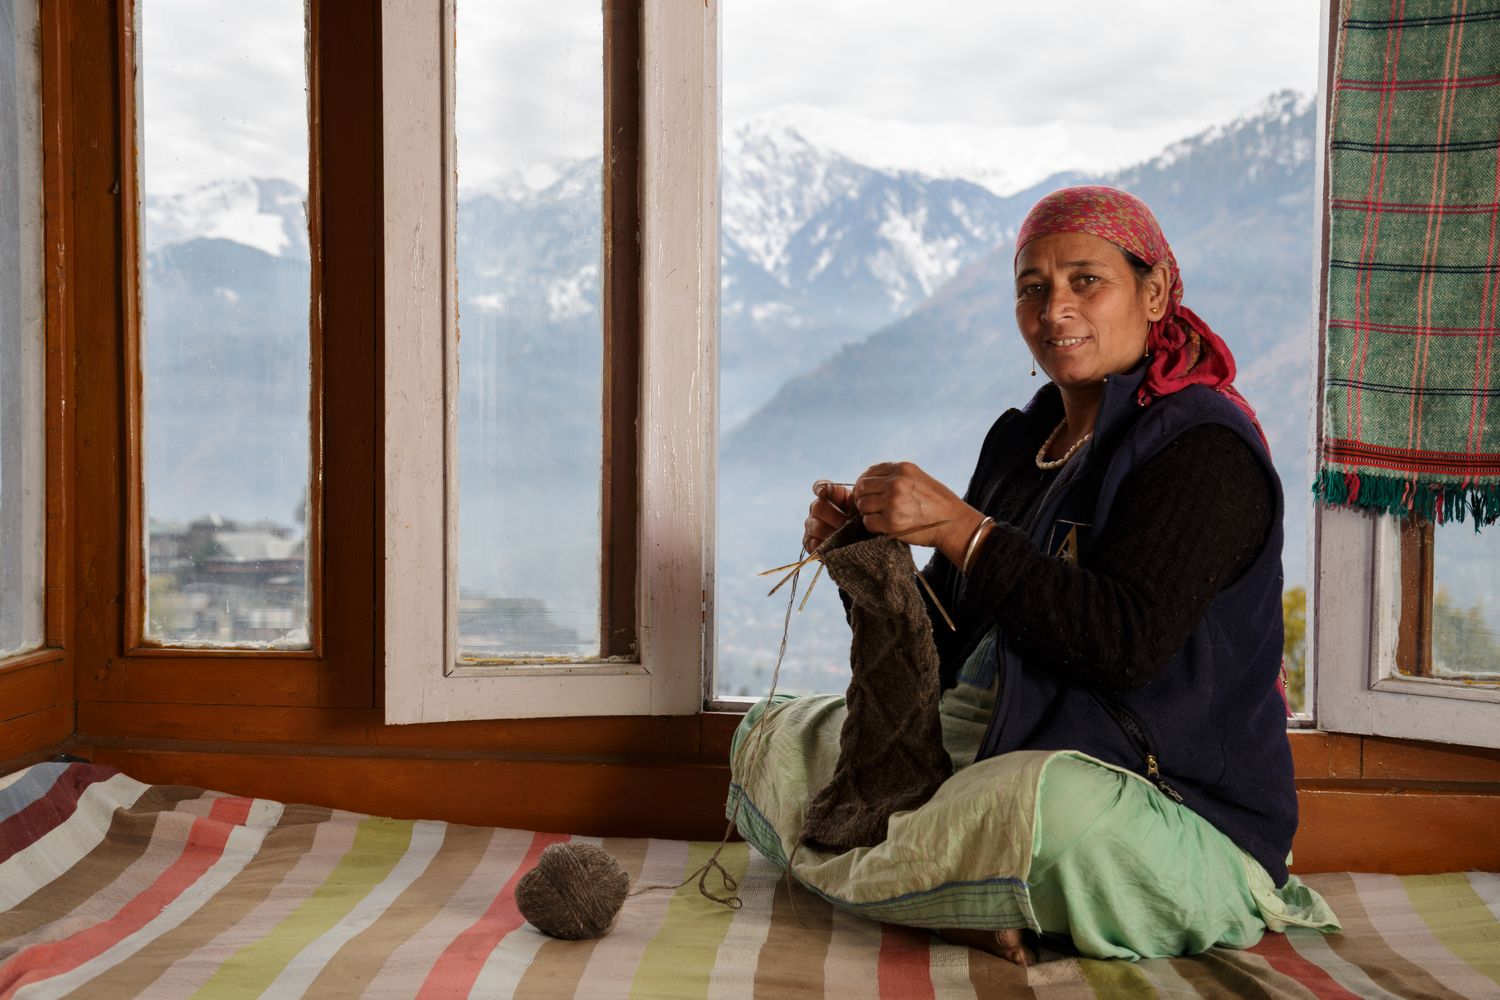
xmin=1309 ymin=4 xmax=1500 ymax=750
xmin=380 ymin=0 xmax=718 ymax=722
xmin=1313 ymin=509 xmax=1500 ymax=749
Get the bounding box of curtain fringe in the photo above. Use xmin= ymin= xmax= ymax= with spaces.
xmin=1312 ymin=469 xmax=1500 ymax=531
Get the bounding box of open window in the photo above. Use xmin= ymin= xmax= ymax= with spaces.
xmin=1314 ymin=513 xmax=1500 ymax=749
xmin=381 ymin=0 xmax=716 ymax=721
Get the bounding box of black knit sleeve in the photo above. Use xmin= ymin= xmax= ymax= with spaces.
xmin=959 ymin=423 xmax=1275 ymax=692
xmin=913 ymin=411 xmax=1020 ymax=684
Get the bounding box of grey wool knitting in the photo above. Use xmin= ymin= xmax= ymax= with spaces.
xmin=800 ymin=519 xmax=953 ymax=853
xmin=516 ymin=842 xmax=631 ymax=940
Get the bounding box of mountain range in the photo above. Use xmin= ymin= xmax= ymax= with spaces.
xmin=139 ymin=90 xmax=1322 ymax=691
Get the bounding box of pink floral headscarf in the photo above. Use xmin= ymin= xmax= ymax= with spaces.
xmin=1015 ymin=185 xmax=1265 ymax=446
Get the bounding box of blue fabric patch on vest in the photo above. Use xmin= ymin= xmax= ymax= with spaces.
xmin=957 ymin=629 xmax=999 ymax=690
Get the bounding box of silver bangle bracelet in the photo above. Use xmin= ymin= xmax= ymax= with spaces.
xmin=960 ymin=516 xmax=995 ymax=576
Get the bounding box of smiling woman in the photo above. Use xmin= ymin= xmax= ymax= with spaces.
xmin=737 ymin=185 xmax=1318 ymax=962
xmin=1013 ymin=233 xmax=1169 ymax=441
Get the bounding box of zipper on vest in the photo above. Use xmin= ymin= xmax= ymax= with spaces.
xmin=1096 ymin=696 xmax=1185 ymax=804
xmin=1144 ymin=755 xmax=1183 ymax=802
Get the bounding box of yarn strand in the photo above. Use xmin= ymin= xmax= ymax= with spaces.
xmin=628 ymin=544 xmax=807 ymax=908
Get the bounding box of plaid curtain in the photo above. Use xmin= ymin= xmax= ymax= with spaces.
xmin=1315 ymin=0 xmax=1500 ymax=528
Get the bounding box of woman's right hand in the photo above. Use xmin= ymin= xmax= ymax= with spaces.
xmin=803 ymin=480 xmax=855 ymax=554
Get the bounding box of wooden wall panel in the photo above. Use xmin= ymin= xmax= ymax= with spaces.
xmin=1286 ymin=730 xmax=1363 ymax=780
xmin=1360 ymin=736 xmax=1500 ymax=784
xmin=0 ymin=705 xmax=69 ymax=764
xmin=85 ymin=746 xmax=732 ymax=841
xmin=76 ymin=703 xmax=704 ymax=758
xmin=0 ymin=653 xmax=67 ymax=715
xmin=0 ymin=655 xmax=72 ymax=763
xmin=1293 ymin=789 xmax=1500 ymax=874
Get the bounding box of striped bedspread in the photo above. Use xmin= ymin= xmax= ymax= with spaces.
xmin=2 ymin=763 xmax=1498 ymax=999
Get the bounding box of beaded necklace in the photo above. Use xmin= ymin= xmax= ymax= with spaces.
xmin=1035 ymin=419 xmax=1092 ymax=470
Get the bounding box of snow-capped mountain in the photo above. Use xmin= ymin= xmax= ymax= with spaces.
xmin=1146 ymin=90 xmax=1316 ymax=175
xmin=719 ymin=119 xmax=1022 ymax=423
xmin=737 ymin=103 xmax=1212 ymax=199
xmin=143 ymin=176 xmax=309 ymax=259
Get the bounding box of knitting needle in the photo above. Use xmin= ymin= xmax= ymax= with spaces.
xmin=819 ymin=482 xmax=855 ymax=518
xmin=797 ymin=561 xmax=825 ymax=612
xmin=913 ymin=561 xmax=957 ymax=631
xmin=766 ymin=551 xmax=821 ymax=596
xmin=888 ymin=519 xmax=950 ymax=541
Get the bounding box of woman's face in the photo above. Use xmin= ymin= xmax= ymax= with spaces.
xmin=1013 ymin=232 xmax=1169 ymax=393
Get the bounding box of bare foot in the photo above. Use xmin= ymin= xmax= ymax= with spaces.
xmin=994 ymin=928 xmax=1037 ymax=966
xmin=935 ymin=927 xmax=1039 ymax=966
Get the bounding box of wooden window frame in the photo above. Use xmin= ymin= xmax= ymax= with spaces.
xmin=1395 ymin=516 xmax=1435 ymax=678
xmin=65 ymin=0 xmax=380 ymax=711
xmin=1309 ymin=0 xmax=1500 ymax=749
xmin=381 ymin=0 xmax=714 ymax=721
xmin=120 ymin=0 xmax=325 ymax=658
xmin=0 ymin=0 xmax=69 ymax=675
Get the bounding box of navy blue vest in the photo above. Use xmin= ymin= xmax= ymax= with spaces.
xmin=974 ymin=368 xmax=1298 ymax=885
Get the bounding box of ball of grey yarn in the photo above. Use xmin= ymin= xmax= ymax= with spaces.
xmin=516 ymin=843 xmax=631 ymax=940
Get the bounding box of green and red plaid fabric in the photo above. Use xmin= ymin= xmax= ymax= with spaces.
xmin=1317 ymin=0 xmax=1500 ymax=528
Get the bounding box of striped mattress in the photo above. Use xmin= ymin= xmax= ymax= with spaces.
xmin=1 ymin=762 xmax=1498 ymax=999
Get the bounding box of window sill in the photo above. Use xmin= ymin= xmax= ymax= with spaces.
xmin=0 ymin=646 xmax=63 ymax=678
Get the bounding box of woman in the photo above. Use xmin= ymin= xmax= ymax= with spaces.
xmin=737 ymin=186 xmax=1335 ymax=963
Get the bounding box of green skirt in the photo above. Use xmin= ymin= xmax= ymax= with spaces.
xmin=728 ymin=673 xmax=1337 ymax=960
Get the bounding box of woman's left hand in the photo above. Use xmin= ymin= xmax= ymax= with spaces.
xmin=852 ymin=462 xmax=986 ymax=564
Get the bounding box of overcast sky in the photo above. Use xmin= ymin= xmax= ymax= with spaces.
xmin=140 ymin=0 xmax=308 ymax=195
xmin=723 ymin=1 xmax=1320 ymax=132
xmin=139 ymin=1 xmax=1322 ymax=195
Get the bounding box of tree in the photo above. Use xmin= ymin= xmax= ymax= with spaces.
xmin=1282 ymin=586 xmax=1307 ymax=713
xmin=1432 ymin=588 xmax=1500 ymax=676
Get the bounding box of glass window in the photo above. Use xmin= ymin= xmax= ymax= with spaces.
xmin=138 ymin=0 xmax=312 ymax=648
xmin=1431 ymin=529 xmax=1500 ymax=679
xmin=453 ymin=4 xmax=603 ymax=661
xmin=0 ymin=0 xmax=44 ymax=659
xmin=1393 ymin=519 xmax=1500 ymax=687
xmin=714 ymin=2 xmax=1321 ymax=703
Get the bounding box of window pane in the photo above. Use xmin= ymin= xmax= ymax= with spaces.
xmin=1430 ymin=528 xmax=1500 ymax=680
xmin=139 ymin=1 xmax=311 ymax=648
xmin=0 ymin=0 xmax=44 ymax=659
xmin=454 ymin=6 xmax=603 ymax=661
xmin=715 ymin=2 xmax=1320 ymax=703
